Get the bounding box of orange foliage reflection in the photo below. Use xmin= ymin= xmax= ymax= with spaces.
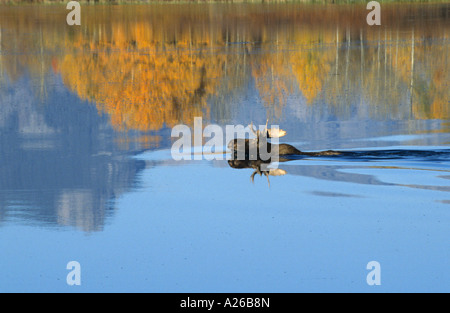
xmin=0 ymin=3 xmax=448 ymax=133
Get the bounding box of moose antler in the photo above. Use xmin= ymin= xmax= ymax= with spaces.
xmin=249 ymin=119 xmax=287 ymax=139
xmin=266 ymin=118 xmax=287 ymax=139
xmin=249 ymin=122 xmax=258 ymax=138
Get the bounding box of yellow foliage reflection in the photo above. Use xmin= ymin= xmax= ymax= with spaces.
xmin=0 ymin=3 xmax=449 ymax=132
xmin=58 ymin=22 xmax=232 ymax=132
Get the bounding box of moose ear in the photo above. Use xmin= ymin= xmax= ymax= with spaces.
xmin=267 ymin=128 xmax=287 ymax=138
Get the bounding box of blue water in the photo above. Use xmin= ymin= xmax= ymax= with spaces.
xmin=0 ymin=73 xmax=448 ymax=293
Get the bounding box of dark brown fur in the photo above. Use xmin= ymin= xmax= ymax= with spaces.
xmin=228 ymin=138 xmax=340 ymax=158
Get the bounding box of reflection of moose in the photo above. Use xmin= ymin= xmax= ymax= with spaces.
xmin=227 ymin=121 xmax=340 ymax=186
